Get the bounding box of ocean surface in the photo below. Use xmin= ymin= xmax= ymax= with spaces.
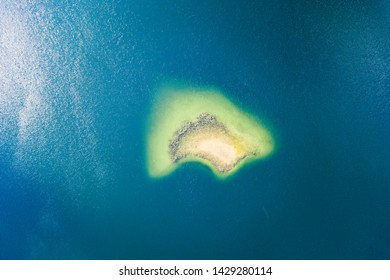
xmin=0 ymin=0 xmax=389 ymax=259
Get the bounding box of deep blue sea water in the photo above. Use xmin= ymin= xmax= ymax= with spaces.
xmin=0 ymin=0 xmax=389 ymax=259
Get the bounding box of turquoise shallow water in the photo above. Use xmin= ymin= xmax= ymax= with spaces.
xmin=0 ymin=0 xmax=389 ymax=259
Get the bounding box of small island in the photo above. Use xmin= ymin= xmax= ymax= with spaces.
xmin=146 ymin=86 xmax=275 ymax=179
xmin=169 ymin=112 xmax=253 ymax=173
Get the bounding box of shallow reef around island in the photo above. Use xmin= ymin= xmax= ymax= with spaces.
xmin=146 ymin=86 xmax=275 ymax=179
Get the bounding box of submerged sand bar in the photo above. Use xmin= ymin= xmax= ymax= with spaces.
xmin=147 ymin=86 xmax=275 ymax=178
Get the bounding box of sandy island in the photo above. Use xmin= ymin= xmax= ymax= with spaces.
xmin=169 ymin=113 xmax=254 ymax=173
xmin=146 ymin=86 xmax=275 ymax=179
